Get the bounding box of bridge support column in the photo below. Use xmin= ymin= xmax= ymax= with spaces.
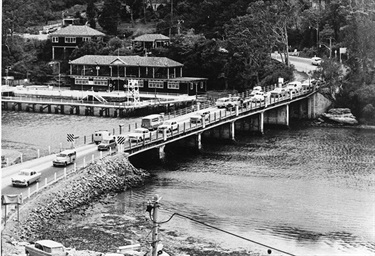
xmin=48 ymin=105 xmax=51 ymax=113
xmin=285 ymin=104 xmax=289 ymax=126
xmin=159 ymin=145 xmax=165 ymax=160
xmin=260 ymin=112 xmax=264 ymax=134
xmin=308 ymin=93 xmax=315 ymax=119
xmin=196 ymin=133 xmax=202 ymax=150
xmin=230 ymin=121 xmax=235 ymax=140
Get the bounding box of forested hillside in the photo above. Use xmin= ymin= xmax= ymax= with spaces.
xmin=2 ymin=0 xmax=375 ymax=123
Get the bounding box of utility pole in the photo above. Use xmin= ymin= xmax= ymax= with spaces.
xmin=151 ymin=194 xmax=161 ymax=256
xmin=169 ymin=0 xmax=173 ymax=37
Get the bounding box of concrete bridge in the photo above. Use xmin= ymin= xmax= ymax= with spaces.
xmin=120 ymin=87 xmax=331 ymax=160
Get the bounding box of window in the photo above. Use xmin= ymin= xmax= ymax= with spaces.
xmin=65 ymin=37 xmax=76 ymax=43
xmin=148 ymin=80 xmax=164 ymax=89
xmin=167 ymin=82 xmax=179 ymax=89
xmin=52 ymin=37 xmax=58 ymax=43
xmin=82 ymin=37 xmax=90 ymax=42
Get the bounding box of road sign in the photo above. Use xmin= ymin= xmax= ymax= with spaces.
xmin=117 ymin=136 xmax=126 ymax=144
xmin=67 ymin=134 xmax=74 ymax=142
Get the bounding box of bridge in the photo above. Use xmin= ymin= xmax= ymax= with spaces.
xmin=118 ymin=86 xmax=329 ymax=159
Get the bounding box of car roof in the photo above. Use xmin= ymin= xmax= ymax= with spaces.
xmin=312 ymin=57 xmax=321 ymax=60
xmin=135 ymin=127 xmax=149 ymax=131
xmin=60 ymin=149 xmax=76 ymax=154
xmin=20 ymin=169 xmax=34 ymax=173
xmin=35 ymin=240 xmax=64 ymax=248
xmin=142 ymin=114 xmax=163 ymax=119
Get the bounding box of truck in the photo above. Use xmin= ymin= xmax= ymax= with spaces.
xmin=94 ymin=130 xmax=111 ymax=144
xmin=141 ymin=114 xmax=164 ymax=131
xmin=25 ymin=240 xmax=68 ymax=256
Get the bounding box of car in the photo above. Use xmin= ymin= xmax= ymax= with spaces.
xmin=215 ymin=97 xmax=231 ymax=108
xmin=97 ymin=137 xmax=117 ymax=151
xmin=270 ymin=87 xmax=287 ymax=98
xmin=252 ymin=86 xmax=263 ymax=92
xmin=25 ymin=240 xmax=68 ymax=256
xmin=11 ymin=169 xmax=41 ymax=187
xmin=286 ymin=81 xmax=303 ymax=94
xmin=158 ymin=121 xmax=179 ymax=134
xmin=250 ymin=91 xmax=265 ymax=102
xmin=311 ymin=57 xmax=322 ymax=66
xmin=190 ymin=110 xmax=210 ymax=124
xmin=52 ymin=150 xmax=76 ymax=167
xmin=225 ymin=97 xmax=243 ymax=109
xmin=301 ymin=80 xmax=313 ymax=90
xmin=128 ymin=128 xmax=151 ymax=142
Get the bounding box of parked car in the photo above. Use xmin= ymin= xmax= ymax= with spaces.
xmin=311 ymin=57 xmax=322 ymax=66
xmin=301 ymin=80 xmax=313 ymax=90
xmin=97 ymin=137 xmax=117 ymax=151
xmin=11 ymin=169 xmax=41 ymax=187
xmin=270 ymin=87 xmax=287 ymax=98
xmin=190 ymin=110 xmax=210 ymax=124
xmin=252 ymin=86 xmax=263 ymax=92
xmin=25 ymin=240 xmax=68 ymax=256
xmin=158 ymin=121 xmax=179 ymax=134
xmin=226 ymin=96 xmax=243 ymax=109
xmin=286 ymin=81 xmax=303 ymax=94
xmin=250 ymin=91 xmax=265 ymax=102
xmin=52 ymin=149 xmax=76 ymax=167
xmin=215 ymin=97 xmax=231 ymax=108
xmin=128 ymin=128 xmax=151 ymax=142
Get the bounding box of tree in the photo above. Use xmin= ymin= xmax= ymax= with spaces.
xmin=86 ymin=0 xmax=97 ymax=28
xmin=98 ymin=0 xmax=121 ymax=35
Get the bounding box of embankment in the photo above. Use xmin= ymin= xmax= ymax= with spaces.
xmin=2 ymin=154 xmax=150 ymax=254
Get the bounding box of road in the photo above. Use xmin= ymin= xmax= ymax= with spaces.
xmin=271 ymin=53 xmax=318 ymax=74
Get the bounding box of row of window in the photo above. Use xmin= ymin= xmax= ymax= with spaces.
xmin=52 ymin=37 xmax=90 ymax=43
xmin=75 ymin=78 xmax=182 ymax=90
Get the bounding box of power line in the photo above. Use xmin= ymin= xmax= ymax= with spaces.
xmin=152 ymin=208 xmax=297 ymax=256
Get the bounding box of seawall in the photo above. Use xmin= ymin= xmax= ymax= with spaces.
xmin=2 ymin=153 xmax=150 ymax=244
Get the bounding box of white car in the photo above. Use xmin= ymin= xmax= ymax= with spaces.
xmin=250 ymin=91 xmax=265 ymax=102
xmin=301 ymin=80 xmax=312 ymax=90
xmin=225 ymin=97 xmax=243 ymax=109
xmin=190 ymin=110 xmax=210 ymax=124
xmin=311 ymin=57 xmax=322 ymax=66
xmin=128 ymin=128 xmax=151 ymax=142
xmin=11 ymin=169 xmax=41 ymax=187
xmin=286 ymin=81 xmax=302 ymax=93
xmin=270 ymin=87 xmax=287 ymax=98
xmin=158 ymin=121 xmax=179 ymax=133
xmin=215 ymin=97 xmax=231 ymax=108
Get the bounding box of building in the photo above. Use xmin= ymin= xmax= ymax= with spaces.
xmin=68 ymin=55 xmax=207 ymax=95
xmin=132 ymin=34 xmax=170 ymax=51
xmin=48 ymin=25 xmax=105 ymax=60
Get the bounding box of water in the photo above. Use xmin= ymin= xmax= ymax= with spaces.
xmin=2 ymin=111 xmax=375 ymax=255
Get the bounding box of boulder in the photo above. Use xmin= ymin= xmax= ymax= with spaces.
xmin=321 ymin=108 xmax=358 ymax=125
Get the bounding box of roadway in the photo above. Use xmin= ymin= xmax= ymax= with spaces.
xmin=271 ymin=53 xmax=318 ymax=74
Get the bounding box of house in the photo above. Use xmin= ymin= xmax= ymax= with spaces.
xmin=48 ymin=25 xmax=105 ymax=60
xmin=132 ymin=34 xmax=170 ymax=52
xmin=68 ymin=55 xmax=207 ymax=95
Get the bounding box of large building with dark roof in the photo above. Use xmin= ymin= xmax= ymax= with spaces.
xmin=68 ymin=55 xmax=207 ymax=95
xmin=48 ymin=25 xmax=106 ymax=60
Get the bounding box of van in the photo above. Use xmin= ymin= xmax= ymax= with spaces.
xmin=141 ymin=114 xmax=164 ymax=131
xmin=286 ymin=81 xmax=302 ymax=93
xmin=190 ymin=110 xmax=210 ymax=124
xmin=52 ymin=149 xmax=76 ymax=167
xmin=94 ymin=130 xmax=111 ymax=144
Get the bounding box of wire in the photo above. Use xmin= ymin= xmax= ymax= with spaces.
xmin=152 ymin=208 xmax=297 ymax=256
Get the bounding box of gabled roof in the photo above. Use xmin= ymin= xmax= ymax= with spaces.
xmin=133 ymin=34 xmax=170 ymax=42
xmin=49 ymin=25 xmax=105 ymax=37
xmin=70 ymin=55 xmax=183 ymax=67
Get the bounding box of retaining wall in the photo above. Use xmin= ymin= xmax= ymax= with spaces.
xmin=2 ymin=153 xmax=150 ymax=241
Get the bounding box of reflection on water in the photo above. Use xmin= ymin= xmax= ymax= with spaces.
xmin=2 ymin=111 xmax=375 ymax=255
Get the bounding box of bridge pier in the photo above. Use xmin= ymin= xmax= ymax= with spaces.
xmin=158 ymin=145 xmax=165 ymax=160
xmin=230 ymin=121 xmax=235 ymax=140
xmin=308 ymin=93 xmax=315 ymax=118
xmin=264 ymin=105 xmax=289 ymax=128
xmin=196 ymin=133 xmax=202 ymax=150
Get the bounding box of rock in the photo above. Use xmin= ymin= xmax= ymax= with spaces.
xmin=321 ymin=108 xmax=358 ymax=125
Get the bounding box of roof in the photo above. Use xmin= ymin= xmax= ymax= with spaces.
xmin=169 ymin=77 xmax=207 ymax=81
xmin=133 ymin=34 xmax=170 ymax=42
xmin=49 ymin=25 xmax=105 ymax=37
xmin=70 ymin=55 xmax=183 ymax=67
xmin=35 ymin=240 xmax=64 ymax=248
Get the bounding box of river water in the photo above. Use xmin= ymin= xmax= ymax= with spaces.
xmin=2 ymin=111 xmax=375 ymax=255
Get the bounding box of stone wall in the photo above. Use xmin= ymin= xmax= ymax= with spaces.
xmin=2 ymin=154 xmax=150 ymax=241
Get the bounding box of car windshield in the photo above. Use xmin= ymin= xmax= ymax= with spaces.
xmin=19 ymin=171 xmax=30 ymax=176
xmin=135 ymin=130 xmax=145 ymax=133
xmin=101 ymin=140 xmax=110 ymax=144
xmin=57 ymin=154 xmax=66 ymax=157
xmin=163 ymin=122 xmax=171 ymax=125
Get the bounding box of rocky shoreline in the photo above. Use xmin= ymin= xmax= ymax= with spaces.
xmin=2 ymin=154 xmax=258 ymax=256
